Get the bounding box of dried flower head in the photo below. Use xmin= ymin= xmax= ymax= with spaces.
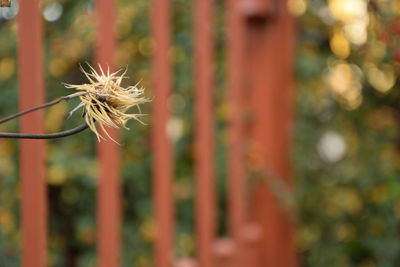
xmin=64 ymin=64 xmax=150 ymax=143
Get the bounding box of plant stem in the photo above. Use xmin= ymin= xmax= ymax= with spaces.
xmin=0 ymin=92 xmax=88 ymax=125
xmin=0 ymin=92 xmax=90 ymax=139
xmin=0 ymin=123 xmax=89 ymax=139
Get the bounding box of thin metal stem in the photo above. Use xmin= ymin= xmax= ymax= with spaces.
xmin=0 ymin=92 xmax=90 ymax=139
xmin=0 ymin=123 xmax=89 ymax=139
xmin=0 ymin=92 xmax=88 ymax=124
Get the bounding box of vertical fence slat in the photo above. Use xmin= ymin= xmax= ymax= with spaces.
xmin=245 ymin=1 xmax=296 ymax=266
xmin=212 ymin=238 xmax=235 ymax=267
xmin=151 ymin=0 xmax=174 ymax=266
xmin=226 ymin=0 xmax=246 ymax=266
xmin=241 ymin=223 xmax=263 ymax=266
xmin=194 ymin=0 xmax=215 ymax=266
xmin=17 ymin=0 xmax=47 ymax=266
xmin=95 ymin=0 xmax=121 ymax=266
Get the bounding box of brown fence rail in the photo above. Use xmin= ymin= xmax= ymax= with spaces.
xmin=15 ymin=0 xmax=296 ymax=266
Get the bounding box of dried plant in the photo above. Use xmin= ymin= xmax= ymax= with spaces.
xmin=0 ymin=64 xmax=150 ymax=141
xmin=65 ymin=64 xmax=150 ymax=143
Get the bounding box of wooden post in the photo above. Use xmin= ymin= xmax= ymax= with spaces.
xmin=243 ymin=0 xmax=297 ymax=266
xmin=18 ymin=0 xmax=47 ymax=266
xmin=242 ymin=223 xmax=263 ymax=266
xmin=151 ymin=0 xmax=174 ymax=266
xmin=212 ymin=238 xmax=236 ymax=267
xmin=95 ymin=0 xmax=121 ymax=266
xmin=194 ymin=0 xmax=216 ymax=266
xmin=226 ymin=0 xmax=246 ymax=266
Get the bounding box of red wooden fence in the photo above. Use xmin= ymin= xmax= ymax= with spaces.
xmin=18 ymin=0 xmax=46 ymax=266
xmin=151 ymin=0 xmax=174 ymax=267
xmin=245 ymin=1 xmax=297 ymax=266
xmin=15 ymin=0 xmax=296 ymax=266
xmin=194 ymin=0 xmax=216 ymax=266
xmin=226 ymin=0 xmax=246 ymax=266
xmin=95 ymin=0 xmax=121 ymax=266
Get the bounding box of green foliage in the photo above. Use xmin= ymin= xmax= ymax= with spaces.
xmin=295 ymin=0 xmax=400 ymax=266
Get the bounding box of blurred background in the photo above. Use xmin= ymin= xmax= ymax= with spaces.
xmin=0 ymin=0 xmax=400 ymax=266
